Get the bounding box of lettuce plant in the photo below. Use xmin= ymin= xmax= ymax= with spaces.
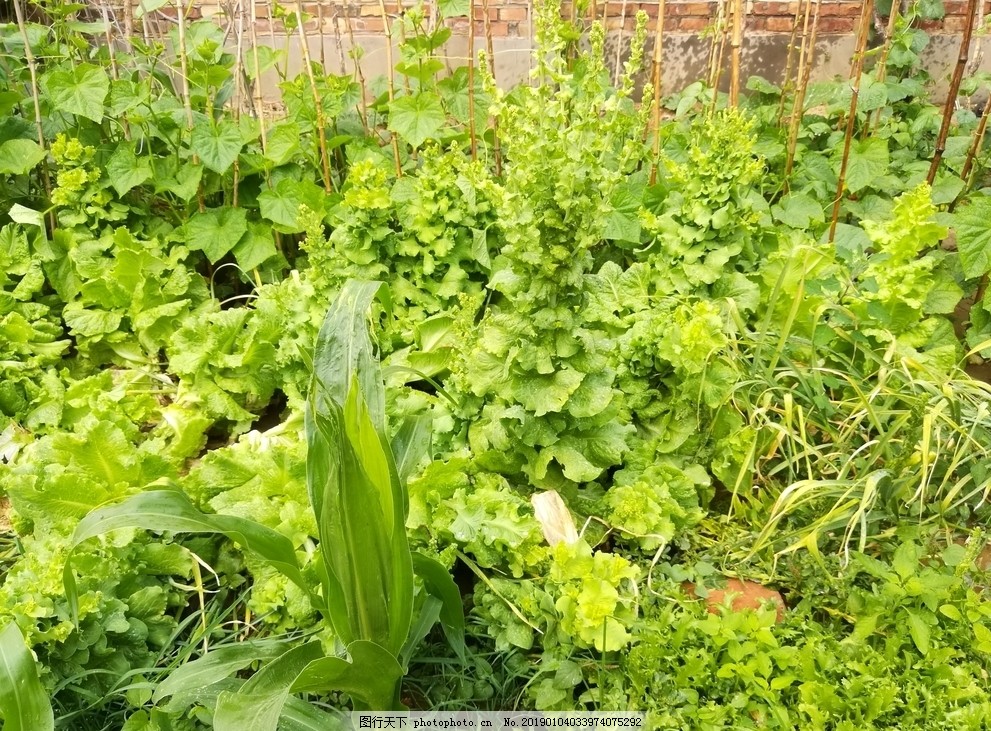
xmin=63 ymin=281 xmax=464 ymax=722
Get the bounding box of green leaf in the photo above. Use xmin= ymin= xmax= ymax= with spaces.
xmin=938 ymin=604 xmax=962 ymax=621
xmin=258 ymin=178 xmax=325 ymax=232
xmin=842 ymin=138 xmax=889 ymax=194
xmin=390 ymin=415 xmax=432 ymax=485
xmin=66 ymin=489 xmax=319 ymax=622
xmin=310 ymin=280 xmax=389 ymax=430
xmin=772 ymin=192 xmax=824 ymax=229
xmin=388 ymin=93 xmax=446 ymax=148
xmin=0 ymin=140 xmax=46 ymax=175
xmin=62 ymin=306 xmax=122 ymax=337
xmin=190 ymin=119 xmax=243 ymax=174
xmin=8 ymin=204 xmax=44 ymax=228
xmin=291 ymin=640 xmax=403 ymax=704
xmin=43 ymin=63 xmax=109 ymax=123
xmin=232 ymin=224 xmax=278 ymax=270
xmin=0 ymin=622 xmax=54 ymax=731
xmin=905 ymin=609 xmax=931 ymax=656
xmin=437 ymin=0 xmax=470 ymax=17
xmin=185 ymin=206 xmax=248 ymax=263
xmin=411 ymin=552 xmax=465 ymax=660
xmin=603 ymin=179 xmax=644 ymax=244
xmin=955 ymin=197 xmax=991 ymax=279
xmin=516 ymin=369 xmax=585 ymax=417
xmin=214 ymin=642 xmax=325 ymax=731
xmin=155 ymin=641 xmax=293 ymax=710
xmin=105 ymin=143 xmax=153 ymax=196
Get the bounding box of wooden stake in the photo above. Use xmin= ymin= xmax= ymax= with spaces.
xmin=927 ymin=0 xmax=981 ymax=185
xmin=649 ymin=0 xmax=666 ymax=184
xmin=958 ymin=93 xmax=990 ymax=190
xmin=613 ymin=0 xmax=629 ymax=88
xmin=296 ymin=0 xmax=334 ymax=191
xmin=482 ymin=0 xmax=501 ymax=174
xmin=379 ymin=0 xmax=403 ymax=177
xmin=12 ymin=0 xmax=53 ymax=220
xmin=783 ymin=0 xmax=820 ymax=186
xmin=828 ymin=0 xmax=874 ymax=243
xmin=468 ymin=0 xmax=478 ymax=161
xmin=249 ymin=0 xmax=268 ymax=155
xmin=867 ymin=0 xmax=901 ymax=137
xmin=342 ymin=4 xmax=369 ymax=134
xmin=232 ymin=0 xmax=245 ymax=207
xmin=175 ymin=0 xmax=195 ymax=131
xmin=777 ymin=0 xmax=808 ymax=127
xmin=710 ymin=0 xmax=730 ymax=112
xmin=729 ymin=0 xmax=744 ymax=107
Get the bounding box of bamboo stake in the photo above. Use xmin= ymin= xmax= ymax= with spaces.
xmin=783 ymin=0 xmax=820 ymax=185
xmin=296 ymin=0 xmax=334 ymax=192
xmin=123 ymin=0 xmax=134 ymax=52
xmin=468 ymin=0 xmax=478 ymax=161
xmin=332 ymin=4 xmax=348 ymax=73
xmin=960 ymin=97 xmax=990 ymax=185
xmin=828 ymin=0 xmax=874 ymax=243
xmin=776 ymin=0 xmax=808 ymax=127
xmin=706 ymin=0 xmax=725 ymax=85
xmin=249 ymin=0 xmax=268 ymax=154
xmin=101 ymin=1 xmax=132 ymax=140
xmin=867 ymin=0 xmax=901 ymax=137
xmin=379 ymin=0 xmax=403 ymax=177
xmin=710 ymin=0 xmax=730 ymax=112
xmin=12 ymin=0 xmax=53 ymax=220
xmin=482 ymin=0 xmax=501 ymax=174
xmin=318 ymin=2 xmax=327 ymax=70
xmin=232 ymin=0 xmax=245 ymax=207
xmin=175 ymin=0 xmax=195 ymax=130
xmin=729 ymin=0 xmax=743 ymax=107
xmin=343 ymin=3 xmax=369 ymax=134
xmin=613 ymin=0 xmax=629 ymax=87
xmin=928 ymin=0 xmax=981 ymax=185
xmin=649 ymin=0 xmax=666 ymax=185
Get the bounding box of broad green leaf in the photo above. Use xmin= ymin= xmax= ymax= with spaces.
xmin=388 ymin=93 xmax=446 ymax=148
xmin=190 ymin=119 xmax=243 ymax=174
xmin=892 ymin=542 xmax=919 ymax=580
xmin=65 ymin=489 xmax=319 ymax=622
xmin=603 ymin=178 xmax=644 ymax=244
xmin=954 ymin=197 xmax=991 ymax=279
xmin=842 ymin=138 xmax=889 ymax=194
xmin=43 ymin=64 xmax=109 ymax=123
xmin=62 ymin=306 xmax=122 ymax=337
xmin=134 ymin=0 xmax=168 ymax=17
xmin=306 ymin=386 xmax=413 ymax=654
xmin=105 ymin=143 xmax=153 ymax=196
xmin=437 ymin=0 xmax=470 ymax=17
xmin=0 ymin=622 xmax=53 ymax=731
xmin=154 ymin=640 xmax=292 ymax=709
xmin=0 ymin=140 xmax=46 ymax=175
xmin=214 ymin=642 xmax=325 ymax=731
xmin=310 ymin=280 xmax=389 ymax=430
xmin=264 ymin=122 xmax=301 ymax=165
xmin=232 ymin=224 xmax=278 ymax=270
xmin=185 ymin=206 xmax=247 ymax=263
xmin=905 ymin=610 xmax=931 ymax=656
xmin=772 ymin=192 xmax=824 ymax=229
xmin=258 ymin=178 xmax=325 ymax=232
xmin=411 ymin=552 xmax=465 ymax=659
xmin=390 ymin=415 xmax=432 ymax=485
xmin=291 ymin=641 xmax=403 ymax=708
xmin=516 ymin=369 xmax=585 ymax=417
xmin=8 ymin=204 xmax=44 ymax=228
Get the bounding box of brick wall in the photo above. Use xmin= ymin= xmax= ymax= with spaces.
xmin=157 ymin=0 xmax=985 ymax=38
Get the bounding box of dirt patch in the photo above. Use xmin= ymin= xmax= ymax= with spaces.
xmin=683 ymin=577 xmax=787 ymax=623
xmin=0 ymin=496 xmax=11 ymax=533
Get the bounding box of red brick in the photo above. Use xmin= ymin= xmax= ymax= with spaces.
xmin=667 ymin=2 xmax=716 ymax=16
xmin=817 ymin=16 xmax=855 ymax=32
xmin=678 ymin=16 xmax=709 ymax=30
xmin=765 ymin=15 xmax=794 ymax=31
xmin=943 ymin=15 xmax=974 ymax=31
xmin=819 ymin=1 xmax=864 ymax=16
xmin=749 ymin=16 xmax=767 ymax=31
xmin=753 ymin=2 xmax=798 ymax=15
xmin=500 ymin=7 xmax=527 ymax=20
xmin=944 ymin=1 xmax=970 ymax=14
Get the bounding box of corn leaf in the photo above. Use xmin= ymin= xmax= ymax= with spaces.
xmin=0 ymin=622 xmax=53 ymax=731
xmin=65 ymin=488 xmax=321 ymax=621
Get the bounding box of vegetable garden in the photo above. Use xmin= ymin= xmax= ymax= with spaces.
xmin=2 ymin=0 xmax=991 ymax=727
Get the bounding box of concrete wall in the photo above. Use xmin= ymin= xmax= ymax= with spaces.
xmin=130 ymin=1 xmax=991 ymax=101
